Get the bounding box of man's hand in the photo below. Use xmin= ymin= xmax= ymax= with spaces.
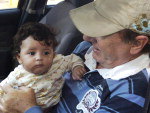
xmin=0 ymin=85 xmax=37 ymax=113
xmin=72 ymin=66 xmax=86 ymax=80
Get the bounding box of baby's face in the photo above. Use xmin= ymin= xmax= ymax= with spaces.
xmin=17 ymin=36 xmax=55 ymax=75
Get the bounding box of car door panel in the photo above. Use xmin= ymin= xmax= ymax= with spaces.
xmin=0 ymin=8 xmax=21 ymax=80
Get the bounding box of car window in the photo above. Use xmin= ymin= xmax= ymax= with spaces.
xmin=0 ymin=0 xmax=19 ymax=9
xmin=47 ymin=0 xmax=64 ymax=5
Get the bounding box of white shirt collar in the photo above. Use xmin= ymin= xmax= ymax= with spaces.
xmin=84 ymin=46 xmax=97 ymax=70
xmin=84 ymin=47 xmax=150 ymax=80
xmin=97 ymin=54 xmax=150 ymax=80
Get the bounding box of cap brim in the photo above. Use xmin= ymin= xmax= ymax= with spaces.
xmin=70 ymin=2 xmax=124 ymax=37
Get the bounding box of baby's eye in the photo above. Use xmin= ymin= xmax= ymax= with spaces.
xmin=44 ymin=51 xmax=50 ymax=55
xmin=28 ymin=52 xmax=35 ymax=55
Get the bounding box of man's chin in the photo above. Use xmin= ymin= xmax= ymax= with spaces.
xmin=92 ymin=53 xmax=98 ymax=60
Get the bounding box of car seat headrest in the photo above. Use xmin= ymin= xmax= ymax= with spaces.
xmin=66 ymin=0 xmax=93 ymax=7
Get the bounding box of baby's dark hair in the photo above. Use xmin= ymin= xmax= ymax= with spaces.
xmin=13 ymin=22 xmax=58 ymax=56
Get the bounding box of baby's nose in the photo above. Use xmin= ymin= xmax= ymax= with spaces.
xmin=35 ymin=54 xmax=43 ymax=61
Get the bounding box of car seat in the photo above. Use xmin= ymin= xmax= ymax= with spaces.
xmin=40 ymin=0 xmax=93 ymax=55
xmin=143 ymin=79 xmax=150 ymax=113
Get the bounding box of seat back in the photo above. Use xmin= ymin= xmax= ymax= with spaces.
xmin=40 ymin=0 xmax=93 ymax=55
xmin=143 ymin=79 xmax=150 ymax=113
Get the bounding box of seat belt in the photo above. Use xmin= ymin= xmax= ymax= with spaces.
xmin=18 ymin=0 xmax=47 ymax=26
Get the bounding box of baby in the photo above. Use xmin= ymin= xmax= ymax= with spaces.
xmin=0 ymin=22 xmax=86 ymax=110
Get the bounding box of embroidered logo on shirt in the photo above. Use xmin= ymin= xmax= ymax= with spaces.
xmin=76 ymin=89 xmax=101 ymax=113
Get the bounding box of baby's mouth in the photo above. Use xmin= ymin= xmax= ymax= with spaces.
xmin=34 ymin=64 xmax=44 ymax=68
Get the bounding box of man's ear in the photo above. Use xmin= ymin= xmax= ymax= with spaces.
xmin=16 ymin=54 xmax=22 ymax=64
xmin=130 ymin=35 xmax=149 ymax=54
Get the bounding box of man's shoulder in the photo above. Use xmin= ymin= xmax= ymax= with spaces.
xmin=73 ymin=41 xmax=91 ymax=54
xmin=73 ymin=41 xmax=91 ymax=61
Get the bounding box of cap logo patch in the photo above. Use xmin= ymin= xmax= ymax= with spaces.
xmin=131 ymin=14 xmax=150 ymax=35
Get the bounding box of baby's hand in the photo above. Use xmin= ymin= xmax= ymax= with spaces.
xmin=72 ymin=66 xmax=86 ymax=80
xmin=0 ymin=88 xmax=4 ymax=97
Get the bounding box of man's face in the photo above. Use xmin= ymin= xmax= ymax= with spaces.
xmin=17 ymin=36 xmax=54 ymax=75
xmin=83 ymin=33 xmax=135 ymax=68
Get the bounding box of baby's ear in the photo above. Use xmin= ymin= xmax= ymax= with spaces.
xmin=16 ymin=54 xmax=22 ymax=64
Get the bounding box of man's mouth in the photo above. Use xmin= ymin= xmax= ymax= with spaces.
xmin=93 ymin=46 xmax=100 ymax=52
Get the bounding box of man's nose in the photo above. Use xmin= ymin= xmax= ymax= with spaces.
xmin=83 ymin=35 xmax=96 ymax=43
xmin=83 ymin=35 xmax=92 ymax=41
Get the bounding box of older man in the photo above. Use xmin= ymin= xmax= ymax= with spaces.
xmin=0 ymin=0 xmax=150 ymax=113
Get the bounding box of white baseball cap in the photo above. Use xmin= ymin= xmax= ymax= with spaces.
xmin=70 ymin=0 xmax=150 ymax=37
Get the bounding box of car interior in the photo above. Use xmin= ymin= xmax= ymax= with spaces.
xmin=39 ymin=0 xmax=92 ymax=55
xmin=0 ymin=0 xmax=93 ymax=81
xmin=0 ymin=0 xmax=149 ymax=113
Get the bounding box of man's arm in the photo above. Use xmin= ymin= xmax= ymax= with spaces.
xmin=25 ymin=106 xmax=43 ymax=113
